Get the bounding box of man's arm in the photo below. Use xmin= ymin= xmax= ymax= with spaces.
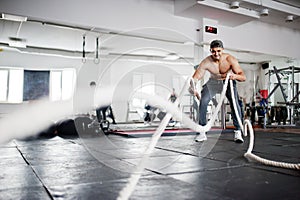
xmin=228 ymin=56 xmax=246 ymax=82
xmin=189 ymin=61 xmax=207 ymax=99
xmin=192 ymin=62 xmax=206 ymax=81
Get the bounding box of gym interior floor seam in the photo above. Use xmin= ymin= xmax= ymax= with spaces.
xmin=0 ymin=127 xmax=299 ymax=200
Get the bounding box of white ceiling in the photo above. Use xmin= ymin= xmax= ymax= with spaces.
xmin=0 ymin=19 xmax=196 ymax=62
xmin=177 ymin=0 xmax=300 ymax=30
xmin=0 ymin=0 xmax=299 ymax=64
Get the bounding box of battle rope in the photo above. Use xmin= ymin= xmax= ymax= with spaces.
xmin=243 ymin=119 xmax=300 ymax=170
xmin=228 ymin=79 xmax=300 ymax=170
xmin=117 ymin=73 xmax=300 ymax=200
xmin=229 ymin=77 xmax=300 ymax=170
xmin=229 ymin=79 xmax=244 ymax=133
xmin=117 ymin=74 xmax=232 ymax=200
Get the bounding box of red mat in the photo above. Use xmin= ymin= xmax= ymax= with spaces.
xmin=112 ymin=128 xmax=192 ymax=135
xmin=109 ymin=127 xmax=224 ymax=137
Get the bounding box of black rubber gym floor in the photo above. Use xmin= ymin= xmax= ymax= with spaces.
xmin=0 ymin=127 xmax=299 ymax=200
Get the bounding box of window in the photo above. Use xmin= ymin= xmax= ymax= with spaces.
xmin=50 ymin=68 xmax=76 ymax=101
xmin=50 ymin=71 xmax=62 ymax=101
xmin=0 ymin=70 xmax=8 ymax=101
xmin=131 ymin=73 xmax=155 ymax=108
xmin=0 ymin=68 xmax=23 ymax=103
xmin=8 ymin=69 xmax=23 ymax=103
xmin=61 ymin=69 xmax=75 ymax=100
xmin=23 ymin=70 xmax=50 ymax=101
xmin=0 ymin=67 xmax=76 ymax=103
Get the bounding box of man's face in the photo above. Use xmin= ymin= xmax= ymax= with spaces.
xmin=210 ymin=47 xmax=223 ymax=60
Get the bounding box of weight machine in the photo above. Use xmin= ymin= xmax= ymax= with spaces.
xmin=263 ymin=66 xmax=300 ymax=127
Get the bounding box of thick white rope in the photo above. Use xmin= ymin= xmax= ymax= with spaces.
xmin=243 ymin=119 xmax=300 ymax=170
xmin=117 ymin=73 xmax=300 ymax=200
xmin=117 ymin=74 xmax=231 ymax=200
xmin=116 ymin=79 xmax=190 ymax=200
xmin=229 ymin=80 xmax=244 ymax=133
xmin=117 ymin=76 xmax=191 ymax=200
xmin=229 ymin=79 xmax=300 ymax=170
xmin=116 ymin=112 xmax=173 ymax=200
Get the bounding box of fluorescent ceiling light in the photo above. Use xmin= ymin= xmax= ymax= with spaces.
xmin=164 ymin=53 xmax=180 ymax=60
xmin=184 ymin=41 xmax=194 ymax=45
xmin=8 ymin=41 xmax=27 ymax=48
xmin=1 ymin=13 xmax=27 ymax=22
xmin=8 ymin=37 xmax=27 ymax=48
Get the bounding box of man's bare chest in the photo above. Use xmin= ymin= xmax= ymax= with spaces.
xmin=219 ymin=62 xmax=231 ymax=74
xmin=210 ymin=63 xmax=231 ymax=74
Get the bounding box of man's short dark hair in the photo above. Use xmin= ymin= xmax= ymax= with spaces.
xmin=210 ymin=40 xmax=224 ymax=49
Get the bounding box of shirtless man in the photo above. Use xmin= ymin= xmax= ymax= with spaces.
xmin=190 ymin=40 xmax=246 ymax=143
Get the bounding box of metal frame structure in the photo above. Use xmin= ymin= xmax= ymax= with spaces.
xmin=264 ymin=66 xmax=300 ymax=127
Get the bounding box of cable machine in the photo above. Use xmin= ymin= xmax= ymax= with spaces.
xmin=263 ymin=66 xmax=300 ymax=127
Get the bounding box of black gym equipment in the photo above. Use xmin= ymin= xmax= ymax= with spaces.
xmin=263 ymin=66 xmax=300 ymax=127
xmin=86 ymin=105 xmax=116 ymax=134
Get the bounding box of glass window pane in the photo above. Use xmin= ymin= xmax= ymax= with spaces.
xmin=62 ymin=69 xmax=75 ymax=100
xmin=0 ymin=70 xmax=8 ymax=101
xmin=132 ymin=73 xmax=155 ymax=107
xmin=132 ymin=74 xmax=143 ymax=107
xmin=141 ymin=73 xmax=155 ymax=95
xmin=51 ymin=71 xmax=62 ymax=101
xmin=8 ymin=69 xmax=23 ymax=103
xmin=23 ymin=70 xmax=49 ymax=101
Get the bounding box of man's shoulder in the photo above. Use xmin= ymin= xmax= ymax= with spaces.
xmin=224 ymin=53 xmax=237 ymax=61
xmin=201 ymin=56 xmax=212 ymax=64
xmin=199 ymin=56 xmax=214 ymax=69
xmin=222 ymin=52 xmax=232 ymax=57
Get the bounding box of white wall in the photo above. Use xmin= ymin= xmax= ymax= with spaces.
xmin=236 ymin=64 xmax=261 ymax=104
xmin=96 ymin=58 xmax=193 ymax=122
xmin=0 ymin=49 xmax=82 ymax=69
xmin=0 ymin=47 xmax=194 ymax=121
xmin=215 ymin=21 xmax=300 ymax=60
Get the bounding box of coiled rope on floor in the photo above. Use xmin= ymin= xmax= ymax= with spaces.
xmin=229 ymin=78 xmax=300 ymax=170
xmin=228 ymin=77 xmax=300 ymax=170
xmin=243 ymin=119 xmax=300 ymax=170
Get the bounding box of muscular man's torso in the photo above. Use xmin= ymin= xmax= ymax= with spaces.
xmin=204 ymin=54 xmax=231 ymax=80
